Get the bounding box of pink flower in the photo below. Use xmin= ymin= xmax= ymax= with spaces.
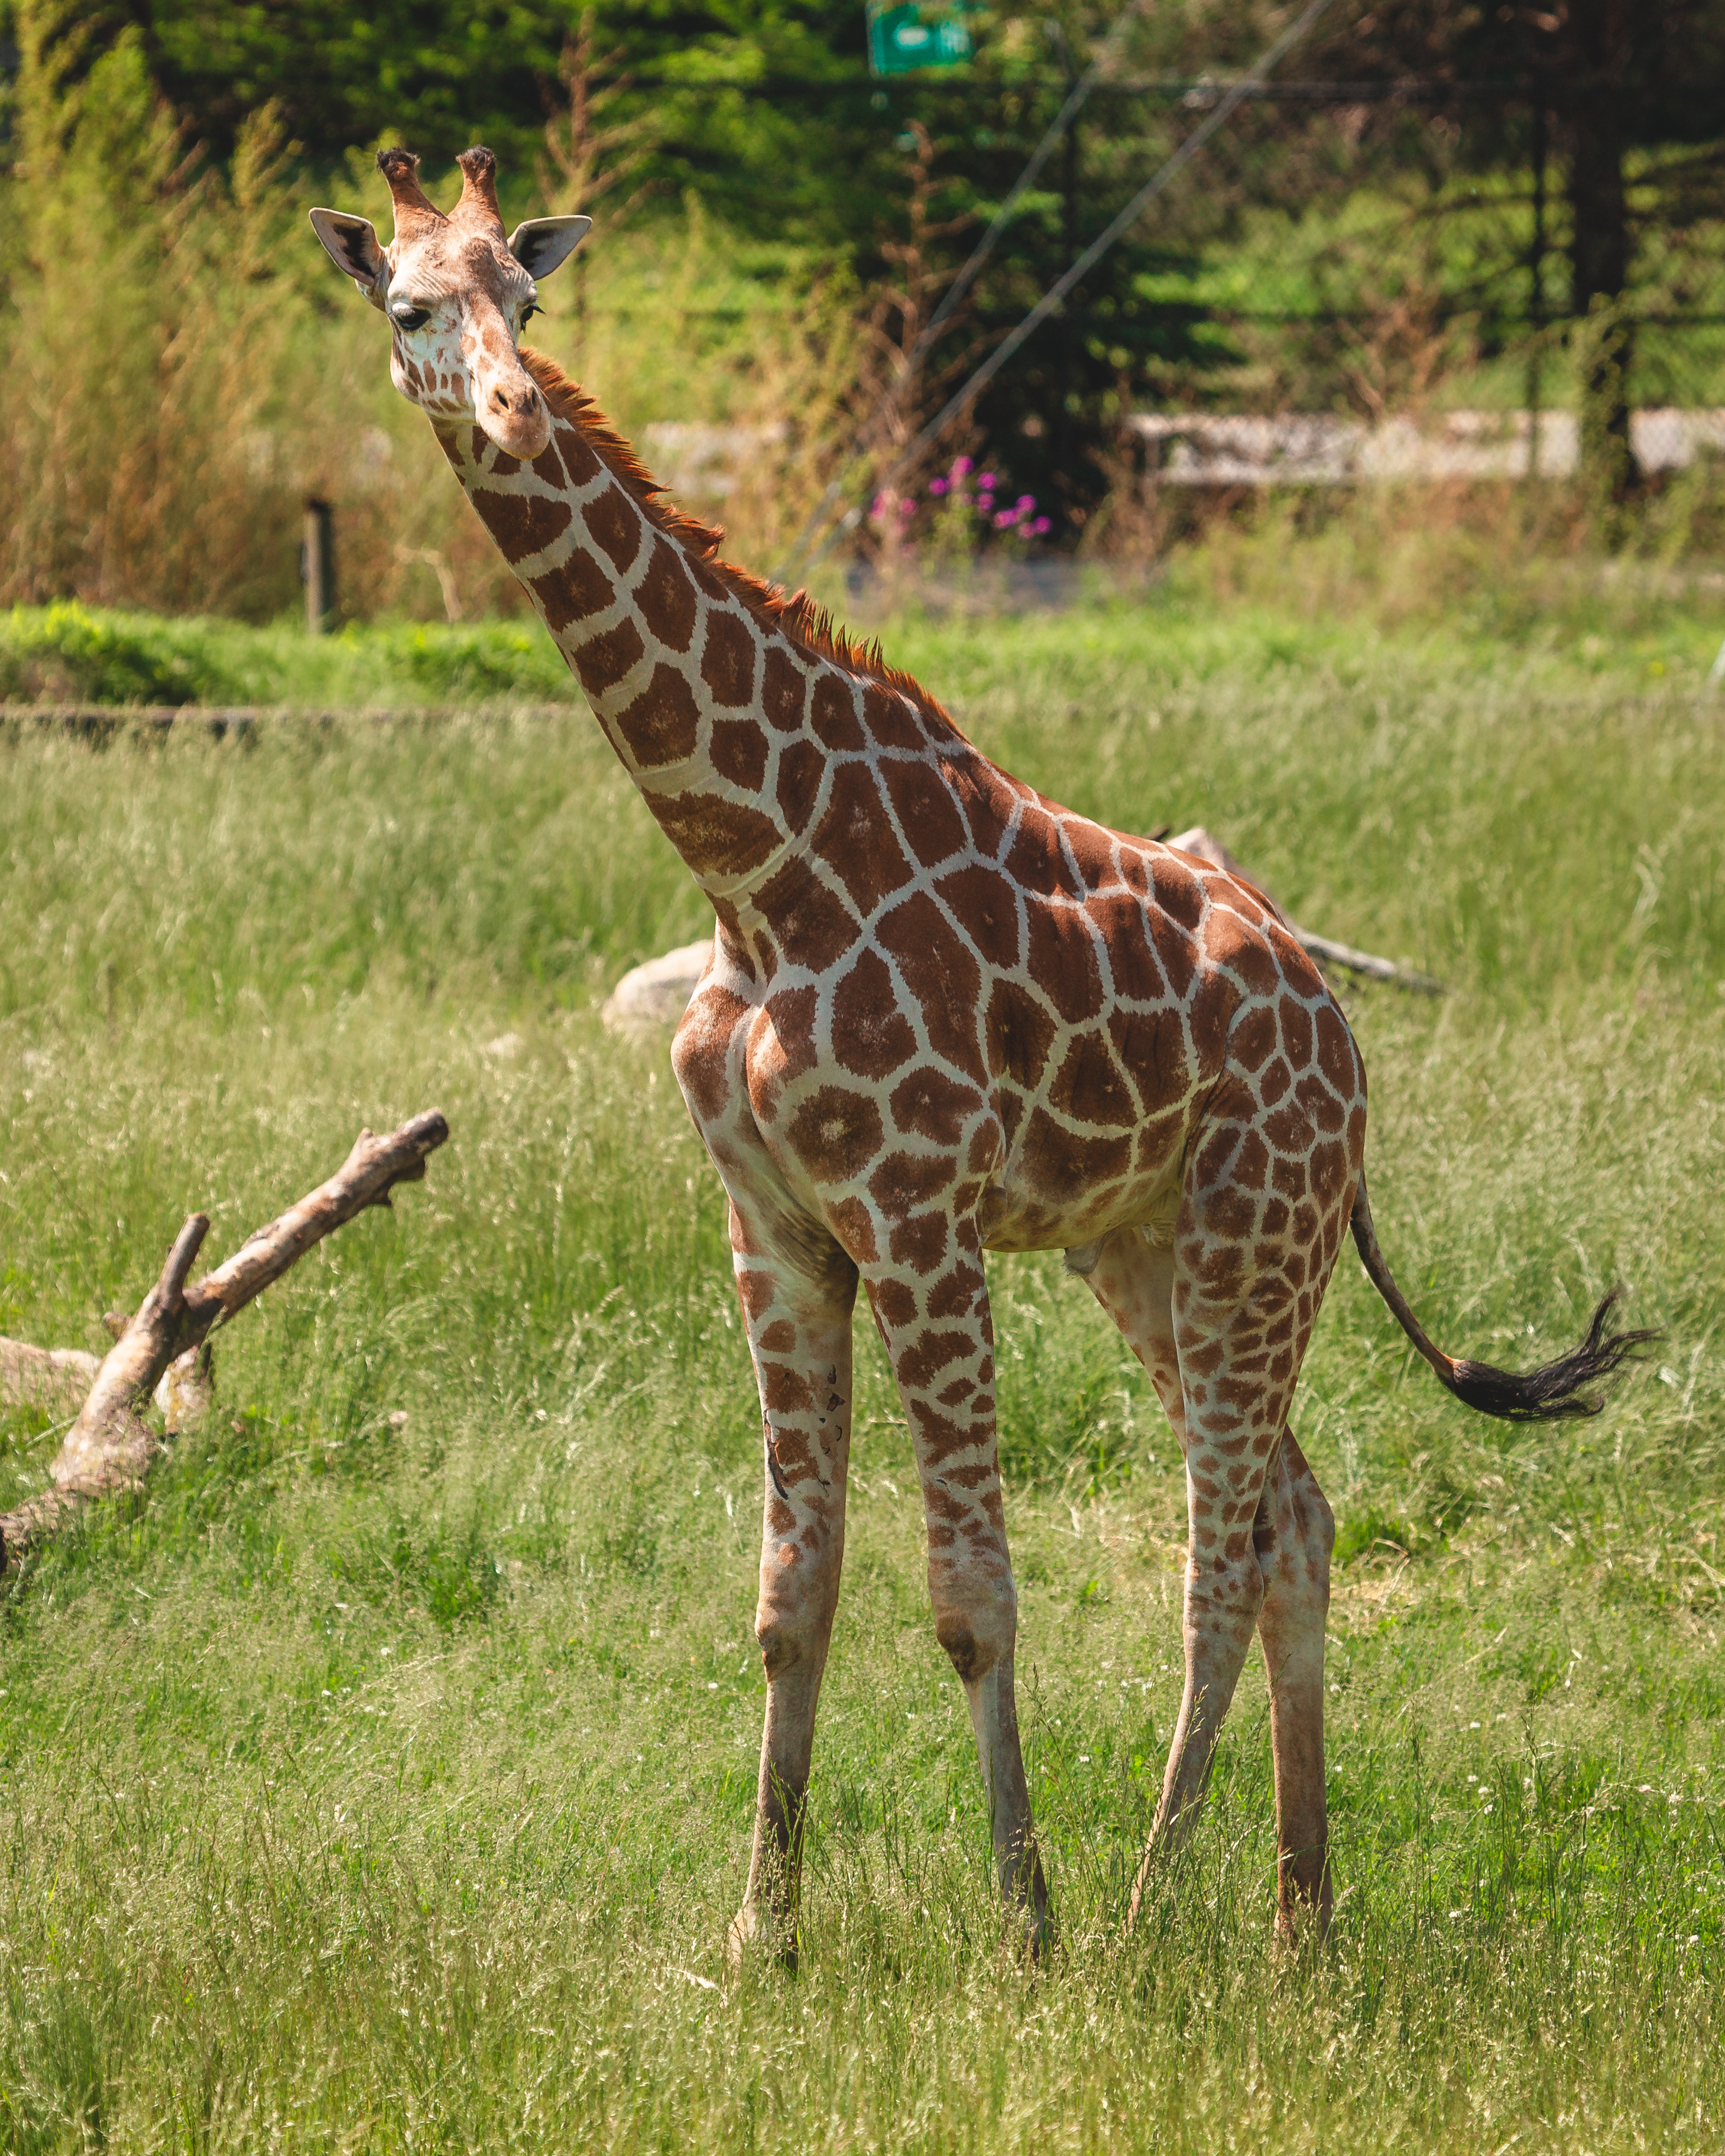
xmin=897 ymin=498 xmax=915 ymax=519
xmin=1028 ymin=515 xmax=1050 ymax=536
xmin=977 ymin=493 xmax=994 ymax=512
xmin=979 ymin=472 xmax=997 ymax=489
xmin=993 ymin=509 xmax=1019 ymax=529
xmin=928 ymin=476 xmax=949 ymax=495
xmin=871 ymin=493 xmax=888 ymax=518
xmin=1016 ymin=493 xmax=1036 ymax=512
xmin=951 ymin=455 xmax=972 ymax=479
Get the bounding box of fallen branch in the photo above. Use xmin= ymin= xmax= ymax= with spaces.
xmin=598 ymin=829 xmax=1445 ymax=1037
xmin=1166 ymin=827 xmax=1445 ymax=997
xmin=1286 ymin=926 xmax=1444 ymax=994
xmin=1 ymin=1111 xmax=448 ymax=1571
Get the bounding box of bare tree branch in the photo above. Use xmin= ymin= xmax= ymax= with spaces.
xmin=1 ymin=1111 xmax=448 ymax=1572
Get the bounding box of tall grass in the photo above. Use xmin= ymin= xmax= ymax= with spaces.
xmin=2 ymin=596 xmax=1721 ymax=2150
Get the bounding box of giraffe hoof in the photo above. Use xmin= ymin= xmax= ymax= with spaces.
xmin=1272 ymin=1897 xmax=1333 ymax=1954
xmin=726 ymin=1903 xmax=797 ymax=1975
xmin=991 ymin=1907 xmax=1054 ymax=1973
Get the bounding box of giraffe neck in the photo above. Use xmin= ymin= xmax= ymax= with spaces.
xmin=433 ymin=355 xmax=980 ymax=963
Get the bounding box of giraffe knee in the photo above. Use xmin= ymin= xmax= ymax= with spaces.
xmin=1255 ymin=1462 xmax=1334 ymax=1613
xmin=754 ymin=1571 xmax=838 ymax=1680
xmin=755 ymin=1607 xmax=819 ymax=1681
xmin=1186 ymin=1553 xmax=1266 ymax=1642
xmin=932 ymin=1574 xmax=1017 ymax=1684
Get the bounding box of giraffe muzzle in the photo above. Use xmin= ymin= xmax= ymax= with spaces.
xmin=478 ymin=372 xmax=552 ymax=462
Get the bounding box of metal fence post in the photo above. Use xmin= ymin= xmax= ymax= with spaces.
xmin=1527 ymin=94 xmax=1547 ymax=483
xmin=303 ymin=499 xmax=335 ymax=634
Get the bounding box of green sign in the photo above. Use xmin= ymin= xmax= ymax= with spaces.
xmin=867 ymin=1 xmax=974 ymax=76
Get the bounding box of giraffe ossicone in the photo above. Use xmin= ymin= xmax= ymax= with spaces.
xmin=310 ymin=147 xmax=1657 ymax=1960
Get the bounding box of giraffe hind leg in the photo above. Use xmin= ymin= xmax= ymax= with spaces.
xmin=1253 ymin=1426 xmax=1335 ymax=1940
xmin=1083 ymin=1213 xmax=1334 ymax=1936
xmin=1081 ymin=1226 xmax=1265 ymax=1917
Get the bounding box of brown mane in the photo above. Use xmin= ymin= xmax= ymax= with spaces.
xmin=521 ymin=349 xmax=959 ymax=732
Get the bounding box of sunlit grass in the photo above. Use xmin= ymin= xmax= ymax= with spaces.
xmin=1 ymin=597 xmax=1721 ymax=2152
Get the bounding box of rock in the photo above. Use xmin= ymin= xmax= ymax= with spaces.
xmin=1167 ymin=825 xmax=1289 ymax=922
xmin=601 ymin=938 xmax=713 ymax=1037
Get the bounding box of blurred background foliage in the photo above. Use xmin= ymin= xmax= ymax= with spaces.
xmin=1 ymin=0 xmax=1724 ymax=618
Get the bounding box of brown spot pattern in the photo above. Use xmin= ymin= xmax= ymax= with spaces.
xmin=615 ymin=664 xmax=701 ymax=768
xmin=573 ymin=618 xmax=646 ymax=694
xmin=477 ymin=491 xmax=571 ymax=562
xmin=636 ymin=542 xmax=698 ymax=651
xmin=583 ymin=488 xmax=641 ymax=571
xmin=812 ymin=764 xmax=914 ymax=916
xmin=702 ymin=610 xmax=757 ymax=707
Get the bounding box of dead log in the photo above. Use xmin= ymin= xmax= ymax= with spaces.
xmin=1167 ymin=827 xmax=1444 ymax=997
xmin=0 ymin=1111 xmax=448 ymax=1571
xmin=1 ymin=1339 xmax=102 ymax=1419
xmin=98 ymin=1314 xmax=215 ymax=1435
xmin=4 ymin=1332 xmax=214 ymax=1437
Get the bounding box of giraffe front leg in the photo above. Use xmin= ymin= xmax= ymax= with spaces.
xmin=867 ymin=1237 xmax=1048 ymax=1949
xmin=728 ymin=1204 xmax=858 ymax=1972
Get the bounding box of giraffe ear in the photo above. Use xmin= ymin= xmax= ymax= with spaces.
xmin=308 ymin=209 xmax=387 ymax=303
xmin=507 ymin=216 xmax=591 ymax=280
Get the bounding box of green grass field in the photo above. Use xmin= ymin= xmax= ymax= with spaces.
xmin=2 ymin=593 xmax=1723 ymax=2152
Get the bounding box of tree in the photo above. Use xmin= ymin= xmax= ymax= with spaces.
xmin=21 ymin=0 xmax=1725 ymax=525
xmin=1309 ymin=1 xmax=1725 ymax=492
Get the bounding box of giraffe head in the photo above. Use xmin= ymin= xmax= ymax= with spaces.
xmin=309 ymin=147 xmax=589 ymax=462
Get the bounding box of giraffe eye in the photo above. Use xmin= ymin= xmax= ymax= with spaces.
xmin=391 ymin=303 xmax=430 ymax=331
xmin=520 ymin=303 xmax=540 ymax=325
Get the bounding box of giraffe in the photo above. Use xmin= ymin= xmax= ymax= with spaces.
xmin=312 ymin=147 xmax=1655 ymax=1958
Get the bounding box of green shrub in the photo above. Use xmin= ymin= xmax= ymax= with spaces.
xmin=356 ymin=622 xmax=576 ymax=703
xmin=0 ymin=601 xmax=211 ymax=704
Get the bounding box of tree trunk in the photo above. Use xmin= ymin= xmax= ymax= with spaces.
xmin=1562 ymin=0 xmax=1635 ymax=501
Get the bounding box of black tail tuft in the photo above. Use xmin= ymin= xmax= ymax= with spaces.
xmin=1444 ymin=1289 xmax=1662 ymax=1423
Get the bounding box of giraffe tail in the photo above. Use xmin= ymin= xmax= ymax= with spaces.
xmin=1349 ymin=1175 xmax=1659 ymax=1422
